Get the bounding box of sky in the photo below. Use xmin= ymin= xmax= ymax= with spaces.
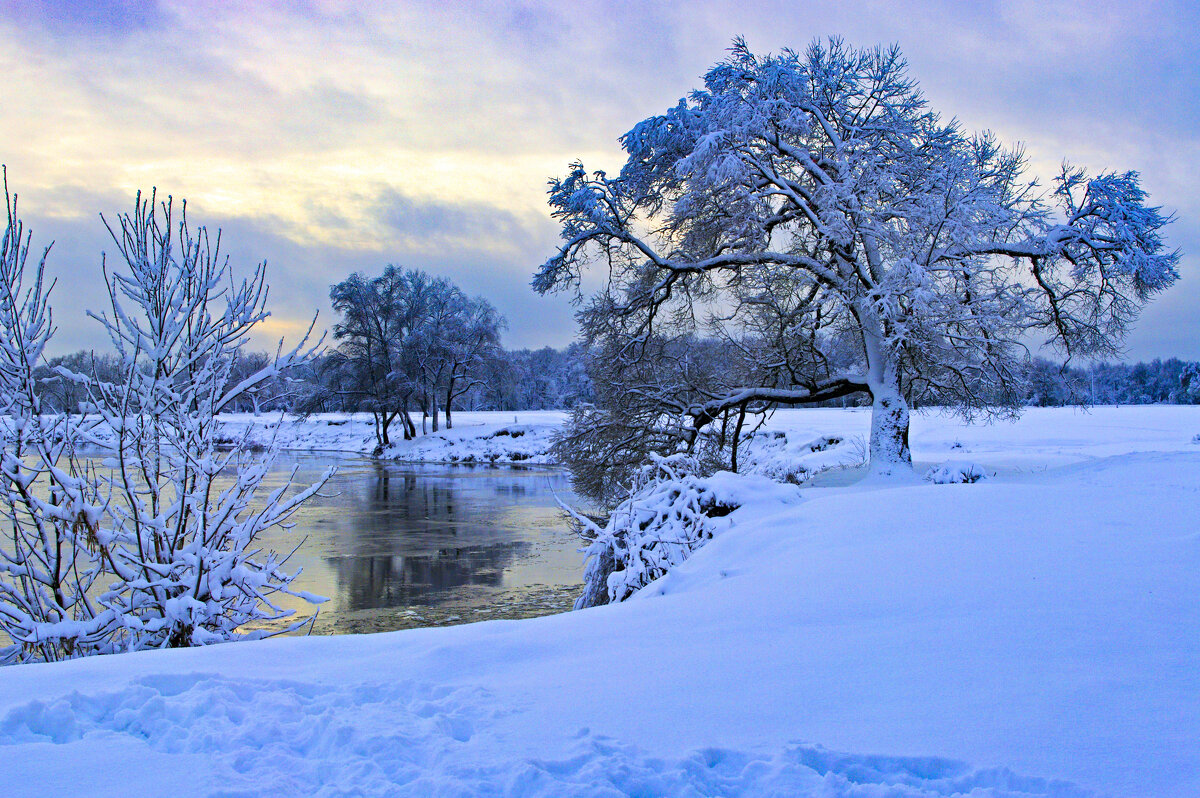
xmin=1 ymin=0 xmax=1197 ymax=360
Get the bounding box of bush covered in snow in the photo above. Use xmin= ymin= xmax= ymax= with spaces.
xmin=567 ymin=454 xmax=803 ymax=609
xmin=0 ymin=184 xmax=328 ymax=663
xmin=925 ymin=462 xmax=991 ymax=484
xmin=567 ymin=455 xmax=735 ymax=609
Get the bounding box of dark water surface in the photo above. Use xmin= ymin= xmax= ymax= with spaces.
xmin=253 ymin=455 xmax=587 ymax=635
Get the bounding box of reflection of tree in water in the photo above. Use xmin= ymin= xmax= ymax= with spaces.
xmin=327 ymin=465 xmax=536 ymax=609
xmin=330 ymin=542 xmax=530 ymax=610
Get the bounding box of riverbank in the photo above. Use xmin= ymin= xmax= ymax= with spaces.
xmin=222 ymin=404 xmax=1199 ymax=476
xmin=219 ymin=410 xmax=567 ymax=465
xmin=1 ymin=406 xmax=1197 ymax=795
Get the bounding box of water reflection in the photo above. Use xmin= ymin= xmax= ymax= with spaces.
xmin=330 ymin=542 xmax=529 ymax=610
xmin=253 ymin=456 xmax=586 ymax=634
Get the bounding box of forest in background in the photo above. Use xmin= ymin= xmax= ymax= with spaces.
xmin=33 ymin=345 xmax=1200 ymax=417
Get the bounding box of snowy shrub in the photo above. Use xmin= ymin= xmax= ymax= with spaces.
xmin=567 ymin=454 xmax=738 ymax=609
xmin=736 ymin=432 xmax=864 ymax=485
xmin=925 ymin=462 xmax=990 ymax=484
xmin=0 ymin=184 xmax=329 ymax=663
xmin=1191 ymin=433 xmax=1200 ymax=444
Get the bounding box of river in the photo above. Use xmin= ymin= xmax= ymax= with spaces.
xmin=251 ymin=454 xmax=588 ymax=636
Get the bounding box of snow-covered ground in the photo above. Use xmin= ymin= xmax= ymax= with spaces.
xmin=221 ymin=410 xmax=567 ymax=465
xmin=221 ymin=405 xmax=1197 ymax=474
xmin=2 ymin=406 xmax=1197 ymax=796
xmin=764 ymin=404 xmax=1200 ymax=475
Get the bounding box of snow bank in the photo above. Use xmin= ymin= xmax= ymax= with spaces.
xmin=218 ymin=405 xmax=1200 ymax=474
xmin=571 ymin=455 xmax=803 ymax=608
xmin=217 ymin=411 xmax=567 ymax=465
xmin=0 ymin=439 xmax=1195 ymax=795
xmin=736 ymin=430 xmax=864 ymax=483
xmin=754 ymin=405 xmax=1200 ymax=471
xmin=383 ymin=421 xmax=559 ymax=466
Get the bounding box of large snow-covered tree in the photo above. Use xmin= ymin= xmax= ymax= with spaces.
xmin=328 ymin=266 xmax=421 ymax=446
xmin=535 ymin=38 xmax=1178 ymax=476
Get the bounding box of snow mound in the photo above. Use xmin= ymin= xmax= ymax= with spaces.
xmin=924 ymin=462 xmax=991 ymax=484
xmin=0 ymin=673 xmax=1091 ymax=796
xmin=738 ymin=431 xmax=864 ymax=484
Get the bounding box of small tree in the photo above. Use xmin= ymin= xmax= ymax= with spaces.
xmin=535 ymin=38 xmax=1178 ymax=480
xmin=0 ymin=178 xmax=330 ymax=662
xmin=64 ymin=191 xmax=331 ymax=650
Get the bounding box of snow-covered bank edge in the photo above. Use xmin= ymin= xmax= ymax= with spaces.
xmin=217 ymin=404 xmax=1200 ymax=471
xmin=217 ymin=411 xmax=568 ymax=466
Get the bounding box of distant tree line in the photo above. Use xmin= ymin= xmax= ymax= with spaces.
xmin=32 ymin=343 xmax=1198 ymax=437
xmin=1022 ymin=357 xmax=1200 ymax=406
xmin=32 ymin=266 xmax=596 ymax=451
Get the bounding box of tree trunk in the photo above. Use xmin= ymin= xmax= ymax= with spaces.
xmin=859 ymin=311 xmax=913 ymax=476
xmin=379 ymin=412 xmax=392 ymax=447
xmin=867 ymin=369 xmax=912 ymax=475
xmin=431 ymin=388 xmax=439 ymax=432
xmin=445 ymin=377 xmax=455 ymax=429
xmin=730 ymin=405 xmax=747 ymax=473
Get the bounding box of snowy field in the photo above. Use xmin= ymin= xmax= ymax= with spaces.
xmin=1 ymin=406 xmax=1197 ymax=796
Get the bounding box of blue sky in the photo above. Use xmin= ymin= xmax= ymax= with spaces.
xmin=2 ymin=0 xmax=1197 ymax=359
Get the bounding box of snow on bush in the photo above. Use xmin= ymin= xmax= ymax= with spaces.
xmin=735 ymin=431 xmax=864 ymax=484
xmin=925 ymin=462 xmax=991 ymax=484
xmin=0 ymin=187 xmax=329 ymax=663
xmin=0 ymin=180 xmax=115 ymax=662
xmin=568 ymin=454 xmax=801 ymax=609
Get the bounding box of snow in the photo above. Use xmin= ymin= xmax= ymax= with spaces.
xmin=570 ymin=454 xmax=807 ymax=608
xmin=219 ymin=411 xmax=567 ymax=465
xmin=219 ymin=405 xmax=1197 ymax=475
xmin=923 ymin=460 xmax=990 ymax=483
xmin=1 ymin=406 xmax=1197 ymax=796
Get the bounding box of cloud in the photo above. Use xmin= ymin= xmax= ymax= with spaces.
xmin=12 ymin=181 xmax=569 ymax=356
xmin=1 ymin=0 xmax=1196 ymax=359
